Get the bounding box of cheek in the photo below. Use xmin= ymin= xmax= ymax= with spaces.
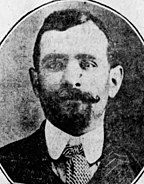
xmin=81 ymin=71 xmax=109 ymax=95
xmin=39 ymin=71 xmax=63 ymax=91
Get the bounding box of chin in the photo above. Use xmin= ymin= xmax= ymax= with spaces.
xmin=66 ymin=128 xmax=88 ymax=137
xmin=44 ymin=100 xmax=92 ymax=136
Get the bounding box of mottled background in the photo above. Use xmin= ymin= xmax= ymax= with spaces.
xmin=0 ymin=0 xmax=144 ymax=166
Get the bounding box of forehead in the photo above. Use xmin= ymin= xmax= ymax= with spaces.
xmin=40 ymin=21 xmax=108 ymax=60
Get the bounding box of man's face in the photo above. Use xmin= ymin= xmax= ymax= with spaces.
xmin=34 ymin=21 xmax=111 ymax=136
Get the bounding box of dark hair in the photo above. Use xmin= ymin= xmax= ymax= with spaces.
xmin=33 ymin=9 xmax=113 ymax=71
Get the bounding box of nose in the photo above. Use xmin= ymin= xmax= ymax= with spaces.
xmin=62 ymin=58 xmax=82 ymax=87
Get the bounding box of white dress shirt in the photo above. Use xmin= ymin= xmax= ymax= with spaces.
xmin=45 ymin=119 xmax=104 ymax=182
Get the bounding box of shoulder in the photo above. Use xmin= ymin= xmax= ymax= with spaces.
xmin=0 ymin=128 xmax=49 ymax=182
xmin=0 ymin=129 xmax=39 ymax=161
xmin=0 ymin=120 xmax=47 ymax=163
xmin=96 ymin=143 xmax=142 ymax=183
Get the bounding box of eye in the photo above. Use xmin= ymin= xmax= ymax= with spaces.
xmin=80 ymin=60 xmax=97 ymax=70
xmin=45 ymin=58 xmax=67 ymax=71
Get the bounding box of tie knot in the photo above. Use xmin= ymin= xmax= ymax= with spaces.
xmin=62 ymin=144 xmax=84 ymax=159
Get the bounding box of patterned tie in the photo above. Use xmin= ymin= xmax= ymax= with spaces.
xmin=63 ymin=144 xmax=91 ymax=184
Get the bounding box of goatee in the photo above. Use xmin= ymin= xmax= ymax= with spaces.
xmin=39 ymin=82 xmax=100 ymax=135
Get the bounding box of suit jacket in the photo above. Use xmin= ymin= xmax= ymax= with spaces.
xmin=0 ymin=120 xmax=142 ymax=184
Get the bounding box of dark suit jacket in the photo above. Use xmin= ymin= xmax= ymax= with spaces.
xmin=0 ymin=120 xmax=142 ymax=184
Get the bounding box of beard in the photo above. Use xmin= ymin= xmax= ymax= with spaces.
xmin=38 ymin=83 xmax=100 ymax=136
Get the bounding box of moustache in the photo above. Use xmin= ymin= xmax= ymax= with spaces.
xmin=57 ymin=86 xmax=100 ymax=104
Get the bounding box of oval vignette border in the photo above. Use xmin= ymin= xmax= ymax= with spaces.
xmin=0 ymin=1 xmax=144 ymax=183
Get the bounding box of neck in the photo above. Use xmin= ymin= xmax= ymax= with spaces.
xmin=81 ymin=111 xmax=105 ymax=135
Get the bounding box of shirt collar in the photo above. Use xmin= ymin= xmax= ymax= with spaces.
xmin=45 ymin=119 xmax=104 ymax=164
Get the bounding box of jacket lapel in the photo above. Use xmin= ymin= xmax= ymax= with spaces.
xmin=0 ymin=120 xmax=64 ymax=184
xmin=22 ymin=120 xmax=64 ymax=184
xmin=89 ymin=144 xmax=136 ymax=184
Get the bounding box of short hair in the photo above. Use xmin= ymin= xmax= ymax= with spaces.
xmin=33 ymin=9 xmax=114 ymax=71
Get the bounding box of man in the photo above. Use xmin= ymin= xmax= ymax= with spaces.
xmin=0 ymin=7 xmax=143 ymax=184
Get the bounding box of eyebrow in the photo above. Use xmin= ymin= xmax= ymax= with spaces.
xmin=41 ymin=53 xmax=69 ymax=64
xmin=41 ymin=53 xmax=97 ymax=66
xmin=75 ymin=54 xmax=96 ymax=60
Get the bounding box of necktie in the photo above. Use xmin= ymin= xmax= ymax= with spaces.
xmin=63 ymin=144 xmax=91 ymax=184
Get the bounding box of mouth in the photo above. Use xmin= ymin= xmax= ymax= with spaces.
xmin=57 ymin=87 xmax=100 ymax=104
xmin=59 ymin=95 xmax=100 ymax=104
xmin=60 ymin=99 xmax=87 ymax=104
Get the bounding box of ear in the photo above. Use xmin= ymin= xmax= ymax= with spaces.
xmin=108 ymin=65 xmax=124 ymax=98
xmin=29 ymin=68 xmax=39 ymax=98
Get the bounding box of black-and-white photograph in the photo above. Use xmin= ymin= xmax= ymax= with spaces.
xmin=0 ymin=0 xmax=144 ymax=183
